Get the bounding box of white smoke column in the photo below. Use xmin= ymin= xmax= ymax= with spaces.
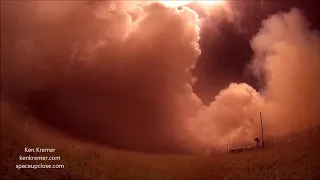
xmin=251 ymin=8 xmax=320 ymax=135
xmin=181 ymin=8 xmax=320 ymax=150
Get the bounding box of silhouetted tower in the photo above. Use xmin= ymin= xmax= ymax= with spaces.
xmin=260 ymin=112 xmax=265 ymax=148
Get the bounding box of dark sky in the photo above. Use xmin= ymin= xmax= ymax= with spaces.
xmin=193 ymin=0 xmax=319 ymax=104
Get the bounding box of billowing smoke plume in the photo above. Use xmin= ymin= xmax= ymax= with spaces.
xmin=183 ymin=8 xmax=320 ymax=149
xmin=183 ymin=83 xmax=265 ymax=148
xmin=1 ymin=1 xmax=319 ymax=153
xmin=1 ymin=1 xmax=201 ymax=153
xmin=251 ymin=8 xmax=320 ymax=136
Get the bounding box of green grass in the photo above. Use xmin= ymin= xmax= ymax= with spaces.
xmin=1 ymin=103 xmax=320 ymax=180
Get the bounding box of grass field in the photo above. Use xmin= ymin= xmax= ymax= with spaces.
xmin=1 ymin=104 xmax=320 ymax=180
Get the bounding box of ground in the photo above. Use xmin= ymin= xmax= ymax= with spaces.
xmin=1 ymin=107 xmax=319 ymax=180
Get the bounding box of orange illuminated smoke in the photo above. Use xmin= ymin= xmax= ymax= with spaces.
xmin=158 ymin=0 xmax=224 ymax=7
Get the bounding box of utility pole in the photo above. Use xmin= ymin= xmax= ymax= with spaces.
xmin=260 ymin=112 xmax=265 ymax=148
xmin=24 ymin=111 xmax=29 ymax=146
xmin=256 ymin=1 xmax=265 ymax=149
xmin=309 ymin=119 xmax=312 ymax=135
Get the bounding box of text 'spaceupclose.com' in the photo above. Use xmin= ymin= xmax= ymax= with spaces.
xmin=16 ymin=147 xmax=65 ymax=169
